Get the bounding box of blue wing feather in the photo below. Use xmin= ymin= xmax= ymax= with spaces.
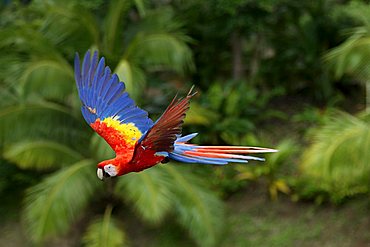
xmin=75 ymin=50 xmax=153 ymax=133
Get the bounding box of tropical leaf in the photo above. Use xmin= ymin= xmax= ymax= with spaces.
xmin=126 ymin=33 xmax=194 ymax=74
xmin=24 ymin=159 xmax=101 ymax=243
xmin=4 ymin=140 xmax=84 ymax=170
xmin=324 ymin=27 xmax=370 ymax=80
xmin=133 ymin=0 xmax=147 ymax=17
xmin=0 ymin=85 xmax=18 ymax=107
xmin=40 ymin=3 xmax=99 ymax=53
xmin=90 ymin=133 xmax=115 ymax=162
xmin=20 ymin=58 xmax=75 ymax=101
xmin=114 ymin=59 xmax=146 ymax=100
xmin=185 ymin=102 xmax=219 ymax=126
xmin=132 ymin=7 xmax=186 ymax=34
xmin=116 ymin=164 xmax=224 ymax=246
xmin=102 ymin=0 xmax=133 ymax=56
xmin=114 ymin=166 xmax=173 ymax=224
xmin=163 ymin=165 xmax=224 ymax=247
xmin=267 ymin=139 xmax=298 ymax=171
xmin=300 ymin=110 xmax=370 ymax=201
xmin=0 ymin=29 xmax=59 ymax=89
xmin=0 ymin=103 xmax=88 ymax=151
xmin=0 ymin=26 xmax=59 ymax=57
xmin=83 ymin=205 xmax=127 ymax=247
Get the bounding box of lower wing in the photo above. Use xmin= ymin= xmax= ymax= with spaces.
xmin=169 ymin=133 xmax=277 ymax=165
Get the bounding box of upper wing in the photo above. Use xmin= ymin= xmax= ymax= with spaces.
xmin=74 ymin=50 xmax=153 ymax=154
xmin=130 ymin=89 xmax=195 ymax=164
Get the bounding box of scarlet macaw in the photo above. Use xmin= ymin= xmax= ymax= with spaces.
xmin=74 ymin=51 xmax=276 ymax=180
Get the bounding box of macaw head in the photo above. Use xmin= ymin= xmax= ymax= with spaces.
xmin=97 ymin=160 xmax=119 ymax=180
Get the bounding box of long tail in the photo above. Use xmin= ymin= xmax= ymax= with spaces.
xmin=169 ymin=133 xmax=277 ymax=165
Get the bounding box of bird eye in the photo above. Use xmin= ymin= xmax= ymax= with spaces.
xmin=104 ymin=164 xmax=118 ymax=177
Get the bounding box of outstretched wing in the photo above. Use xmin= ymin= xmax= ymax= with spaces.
xmin=74 ymin=50 xmax=153 ymax=154
xmin=130 ymin=89 xmax=195 ymax=165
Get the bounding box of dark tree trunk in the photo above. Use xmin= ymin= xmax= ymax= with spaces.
xmin=231 ymin=30 xmax=244 ymax=80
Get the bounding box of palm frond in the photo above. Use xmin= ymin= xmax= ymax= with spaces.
xmin=300 ymin=110 xmax=370 ymax=201
xmin=133 ymin=0 xmax=147 ymax=17
xmin=0 ymin=85 xmax=18 ymax=107
xmin=114 ymin=59 xmax=146 ymax=100
xmin=82 ymin=205 xmax=127 ymax=247
xmin=102 ymin=0 xmax=133 ymax=56
xmin=268 ymin=139 xmax=299 ymax=170
xmin=90 ymin=133 xmax=115 ymax=162
xmin=132 ymin=7 xmax=186 ymax=34
xmin=0 ymin=29 xmax=60 ymax=89
xmin=115 ymin=165 xmax=224 ymax=246
xmin=0 ymin=103 xmax=88 ymax=151
xmin=24 ymin=159 xmax=101 ymax=243
xmin=40 ymin=3 xmax=100 ymax=52
xmin=114 ymin=166 xmax=173 ymax=224
xmin=20 ymin=58 xmax=75 ymax=101
xmin=334 ymin=1 xmax=370 ymax=26
xmin=0 ymin=26 xmax=59 ymax=56
xmin=163 ymin=165 xmax=224 ymax=247
xmin=324 ymin=27 xmax=370 ymax=80
xmin=185 ymin=102 xmax=219 ymax=126
xmin=4 ymin=140 xmax=84 ymax=170
xmin=125 ymin=33 xmax=194 ymax=74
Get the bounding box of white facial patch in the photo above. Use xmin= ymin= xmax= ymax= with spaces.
xmin=104 ymin=164 xmax=118 ymax=177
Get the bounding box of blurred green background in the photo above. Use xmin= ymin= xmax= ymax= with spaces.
xmin=0 ymin=0 xmax=369 ymax=246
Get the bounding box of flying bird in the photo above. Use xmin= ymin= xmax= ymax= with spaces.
xmin=74 ymin=51 xmax=277 ymax=180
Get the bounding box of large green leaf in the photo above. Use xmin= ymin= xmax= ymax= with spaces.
xmin=185 ymin=102 xmax=219 ymax=126
xmin=324 ymin=27 xmax=370 ymax=80
xmin=24 ymin=159 xmax=101 ymax=243
xmin=21 ymin=58 xmax=75 ymax=101
xmin=126 ymin=33 xmax=194 ymax=74
xmin=103 ymin=0 xmax=133 ymax=56
xmin=163 ymin=165 xmax=224 ymax=247
xmin=114 ymin=59 xmax=146 ymax=100
xmin=90 ymin=133 xmax=115 ymax=162
xmin=300 ymin=111 xmax=370 ymax=201
xmin=115 ymin=166 xmax=173 ymax=224
xmin=0 ymin=85 xmax=18 ymax=107
xmin=0 ymin=103 xmax=88 ymax=151
xmin=116 ymin=165 xmax=224 ymax=246
xmin=0 ymin=29 xmax=59 ymax=89
xmin=4 ymin=140 xmax=84 ymax=170
xmin=83 ymin=205 xmax=127 ymax=247
xmin=40 ymin=3 xmax=99 ymax=52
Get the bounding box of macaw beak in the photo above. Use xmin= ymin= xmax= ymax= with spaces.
xmin=97 ymin=168 xmax=104 ymax=180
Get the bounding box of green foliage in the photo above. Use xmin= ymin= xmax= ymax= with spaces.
xmin=163 ymin=165 xmax=224 ymax=247
xmin=115 ymin=166 xmax=173 ymax=223
xmin=24 ymin=160 xmax=100 ymax=243
xmin=90 ymin=133 xmax=115 ymax=162
xmin=236 ymin=139 xmax=298 ymax=200
xmin=0 ymin=103 xmax=88 ymax=151
xmin=292 ymin=107 xmax=332 ymax=126
xmin=83 ymin=206 xmax=127 ymax=247
xmin=297 ymin=111 xmax=370 ymax=203
xmin=193 ymin=80 xmax=285 ymax=144
xmin=324 ymin=27 xmax=370 ymax=80
xmin=324 ymin=2 xmax=370 ymax=110
xmin=3 ymin=140 xmax=83 ymax=170
xmin=20 ymin=58 xmax=75 ymax=101
xmin=114 ymin=7 xmax=194 ymax=99
xmin=116 ymin=165 xmax=224 ymax=247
